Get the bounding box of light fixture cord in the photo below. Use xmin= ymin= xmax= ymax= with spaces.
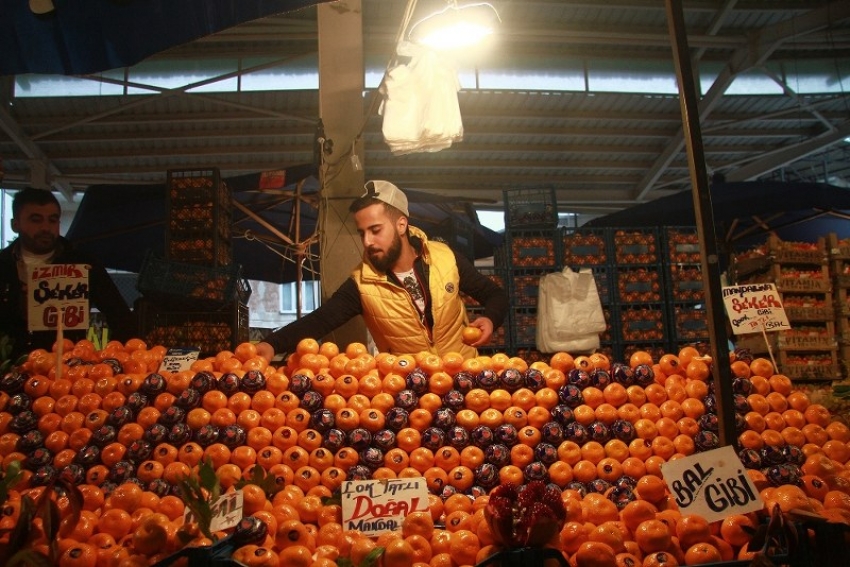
xmin=356 ymin=0 xmax=420 ymax=140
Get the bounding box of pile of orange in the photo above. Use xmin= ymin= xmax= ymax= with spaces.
xmin=0 ymin=338 xmax=849 ymax=567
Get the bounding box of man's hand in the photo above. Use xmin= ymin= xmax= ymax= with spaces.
xmin=468 ymin=317 xmax=494 ymax=347
xmin=255 ymin=341 xmax=275 ymax=362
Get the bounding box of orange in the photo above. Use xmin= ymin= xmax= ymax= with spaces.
xmin=749 ymin=358 xmax=774 ymax=378
xmin=574 ymin=541 xmax=618 ymax=567
xmin=719 ymin=514 xmax=755 ymax=548
xmin=403 ymin=511 xmax=435 ymax=540
xmin=96 ymin=508 xmax=133 ymax=541
xmin=633 ymin=519 xmax=672 ymax=554
xmin=683 ymin=542 xmax=722 ymax=565
xmin=620 ymin=500 xmax=658 ymax=534
xmin=583 ymin=493 xmax=620 ymax=525
xmin=635 ymin=475 xmax=668 ymax=504
xmin=447 ymin=529 xmax=480 ymax=566
xmin=590 ymin=521 xmax=627 ymax=554
xmin=675 ymin=515 xmax=712 ymax=550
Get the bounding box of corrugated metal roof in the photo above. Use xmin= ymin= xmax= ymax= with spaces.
xmin=1 ymin=0 xmax=848 ymax=222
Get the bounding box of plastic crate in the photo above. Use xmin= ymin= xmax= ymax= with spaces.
xmin=620 ymin=306 xmax=666 ymax=341
xmin=137 ymin=253 xmax=251 ymax=306
xmin=137 ymin=298 xmax=249 ymax=357
xmin=511 ymin=274 xmax=541 ymax=307
xmin=507 ymin=230 xmax=559 ymax=268
xmin=673 ymin=305 xmax=709 ymax=340
xmin=668 ymin=265 xmax=705 ymax=302
xmin=167 ymin=168 xmax=233 ymax=266
xmin=504 ymin=187 xmax=558 ymax=229
xmin=562 ymin=228 xmax=610 ymax=266
xmin=665 ymin=227 xmax=701 ymax=264
xmin=613 ymin=228 xmax=658 ymax=264
xmin=616 ymin=267 xmax=662 ymax=303
xmin=513 ymin=309 xmax=537 ymax=346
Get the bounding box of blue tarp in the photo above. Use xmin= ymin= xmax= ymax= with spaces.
xmin=585 ymin=181 xmax=850 ymax=250
xmin=1 ymin=0 xmax=328 ymax=76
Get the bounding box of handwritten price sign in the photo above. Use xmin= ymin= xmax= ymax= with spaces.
xmin=341 ymin=478 xmax=429 ymax=537
xmin=722 ymin=283 xmax=790 ymax=335
xmin=660 ymin=446 xmax=763 ymax=523
xmin=27 ymin=264 xmax=91 ymax=332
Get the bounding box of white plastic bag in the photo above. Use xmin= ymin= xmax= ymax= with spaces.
xmin=536 ymin=267 xmax=607 ymax=353
xmin=380 ymin=41 xmax=464 ymax=155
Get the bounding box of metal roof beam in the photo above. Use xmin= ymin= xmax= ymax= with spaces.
xmin=725 ymin=121 xmax=850 ymax=181
xmin=634 ymin=0 xmax=850 ymax=200
xmin=0 ymin=104 xmax=72 ymax=199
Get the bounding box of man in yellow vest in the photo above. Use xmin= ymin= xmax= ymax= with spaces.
xmin=256 ymin=180 xmax=508 ymax=359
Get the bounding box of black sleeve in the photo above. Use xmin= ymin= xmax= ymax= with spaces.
xmin=263 ymin=277 xmax=363 ymax=355
xmin=456 ymin=253 xmax=509 ymax=328
xmin=87 ymin=262 xmax=137 ymax=342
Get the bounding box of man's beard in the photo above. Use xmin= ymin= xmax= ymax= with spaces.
xmin=367 ymin=231 xmax=402 ymax=273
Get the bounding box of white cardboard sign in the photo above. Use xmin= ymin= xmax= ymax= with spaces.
xmin=660 ymin=445 xmax=763 ymax=523
xmin=27 ymin=264 xmax=90 ymax=332
xmin=722 ymin=283 xmax=791 ymax=335
xmin=159 ymin=347 xmax=201 ymax=373
xmin=183 ymin=489 xmax=244 ymax=532
xmin=341 ymin=478 xmax=430 ymax=537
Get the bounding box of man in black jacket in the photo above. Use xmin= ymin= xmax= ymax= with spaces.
xmin=0 ymin=187 xmax=136 ymax=362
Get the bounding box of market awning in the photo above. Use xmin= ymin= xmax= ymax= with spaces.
xmin=0 ymin=0 xmax=329 ymax=76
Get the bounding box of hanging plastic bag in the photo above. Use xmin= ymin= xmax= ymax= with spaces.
xmin=380 ymin=41 xmax=464 ymax=155
xmin=536 ymin=267 xmax=607 ymax=353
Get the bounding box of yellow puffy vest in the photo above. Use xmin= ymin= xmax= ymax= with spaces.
xmin=353 ymin=227 xmax=476 ymax=358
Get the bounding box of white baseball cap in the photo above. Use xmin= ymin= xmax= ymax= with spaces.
xmin=362 ymin=180 xmax=409 ymax=217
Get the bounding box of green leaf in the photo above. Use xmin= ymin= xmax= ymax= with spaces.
xmin=0 ymin=461 xmax=23 ymax=506
xmin=322 ymin=488 xmax=342 ymax=507
xmin=235 ymin=464 xmax=280 ymax=499
xmin=359 ymin=546 xmax=385 ymax=567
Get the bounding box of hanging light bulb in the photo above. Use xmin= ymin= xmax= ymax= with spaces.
xmin=408 ymin=1 xmax=501 ymax=51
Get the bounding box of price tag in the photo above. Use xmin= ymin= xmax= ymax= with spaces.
xmin=183 ymin=490 xmax=244 ymax=533
xmin=722 ymin=283 xmax=791 ymax=335
xmin=341 ymin=478 xmax=430 ymax=537
xmin=159 ymin=347 xmax=201 ymax=373
xmin=660 ymin=446 xmax=763 ymax=523
xmin=27 ymin=264 xmax=90 ymax=332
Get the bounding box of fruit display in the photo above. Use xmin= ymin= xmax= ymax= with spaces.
xmin=2 ymin=338 xmax=850 ymax=566
xmin=733 ymin=236 xmax=839 ymax=382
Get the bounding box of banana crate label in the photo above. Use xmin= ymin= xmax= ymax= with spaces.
xmin=27 ymin=263 xmax=90 ymax=332
xmin=341 ymin=478 xmax=430 ymax=536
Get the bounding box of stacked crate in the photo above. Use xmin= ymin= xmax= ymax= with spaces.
xmin=733 ymin=235 xmax=839 ymax=382
xmin=136 ymin=168 xmax=250 ymax=356
xmin=561 ymin=227 xmax=616 ymax=359
xmin=828 ymin=233 xmax=850 ymax=380
xmin=166 ymin=168 xmax=233 ymax=266
xmin=503 ymin=188 xmax=560 ymax=358
xmin=663 ymin=227 xmax=710 ymax=355
xmin=612 ymin=228 xmax=670 ymax=363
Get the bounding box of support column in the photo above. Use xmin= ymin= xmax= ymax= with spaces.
xmin=317 ymin=0 xmax=368 ymax=349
